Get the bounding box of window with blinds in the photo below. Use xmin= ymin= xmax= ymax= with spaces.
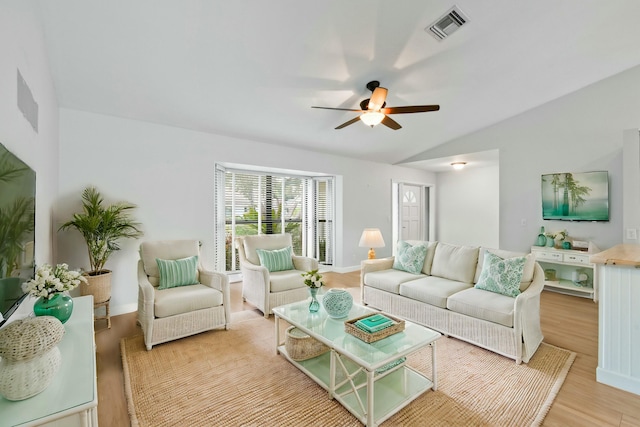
xmin=214 ymin=165 xmax=334 ymax=272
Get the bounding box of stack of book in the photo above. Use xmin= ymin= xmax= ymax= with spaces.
xmin=354 ymin=314 xmax=395 ymax=333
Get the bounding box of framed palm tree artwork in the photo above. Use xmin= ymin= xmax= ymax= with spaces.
xmin=541 ymin=171 xmax=609 ymax=221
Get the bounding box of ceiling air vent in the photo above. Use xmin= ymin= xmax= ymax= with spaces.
xmin=426 ymin=6 xmax=468 ymax=41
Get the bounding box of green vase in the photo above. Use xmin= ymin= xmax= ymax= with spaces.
xmin=33 ymin=294 xmax=74 ymax=324
xmin=308 ymin=287 xmax=320 ymax=313
xmin=536 ymin=227 xmax=547 ymax=246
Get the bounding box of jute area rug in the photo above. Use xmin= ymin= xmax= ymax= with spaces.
xmin=121 ymin=311 xmax=575 ymax=427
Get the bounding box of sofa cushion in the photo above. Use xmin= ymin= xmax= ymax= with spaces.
xmin=447 ymin=287 xmax=515 ymax=327
xmin=364 ymin=270 xmax=424 ymax=294
xmin=399 ymin=276 xmax=472 ymax=309
xmin=430 ymin=243 xmax=479 ymax=283
xmin=405 ymin=240 xmax=438 ymax=275
xmin=393 ymin=241 xmax=428 ymax=274
xmin=474 ymin=248 xmax=536 ymax=292
xmin=269 ymin=270 xmax=307 ymax=292
xmin=156 ymin=256 xmax=199 ymax=290
xmin=256 ymin=246 xmax=295 ymax=272
xmin=474 ymin=252 xmax=526 ymax=298
xmin=154 ymin=284 xmax=223 ymax=318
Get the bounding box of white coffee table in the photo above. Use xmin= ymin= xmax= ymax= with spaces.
xmin=273 ymin=299 xmax=441 ymax=427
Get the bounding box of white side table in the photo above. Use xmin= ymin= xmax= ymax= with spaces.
xmin=0 ymin=296 xmax=97 ymax=426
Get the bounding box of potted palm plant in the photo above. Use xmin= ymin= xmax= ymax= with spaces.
xmin=59 ymin=186 xmax=143 ymax=304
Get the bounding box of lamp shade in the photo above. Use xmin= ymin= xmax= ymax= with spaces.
xmin=359 ymin=228 xmax=385 ymax=248
xmin=360 ymin=111 xmax=385 ymax=127
xmin=359 ymin=228 xmax=385 ymax=259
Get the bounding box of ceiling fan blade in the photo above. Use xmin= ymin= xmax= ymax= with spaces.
xmin=335 ymin=116 xmax=361 ymax=129
xmin=381 ymin=115 xmax=402 ymax=130
xmin=367 ymin=87 xmax=388 ymax=111
xmin=311 ymin=106 xmax=364 ymax=112
xmin=381 ymin=105 xmax=440 ymax=114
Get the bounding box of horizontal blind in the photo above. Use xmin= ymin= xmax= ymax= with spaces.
xmin=217 ymin=165 xmax=334 ymax=272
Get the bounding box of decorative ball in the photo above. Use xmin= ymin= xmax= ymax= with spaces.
xmin=0 ymin=316 xmax=65 ymax=362
xmin=322 ymin=288 xmax=353 ymax=319
xmin=0 ymin=346 xmax=62 ymax=401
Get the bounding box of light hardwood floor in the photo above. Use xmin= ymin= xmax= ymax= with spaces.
xmin=94 ymin=271 xmax=640 ymax=426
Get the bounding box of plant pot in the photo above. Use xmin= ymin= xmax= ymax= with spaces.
xmin=81 ymin=270 xmax=112 ymax=304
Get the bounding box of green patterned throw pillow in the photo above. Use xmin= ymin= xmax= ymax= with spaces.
xmin=156 ymin=255 xmax=199 ymax=290
xmin=256 ymin=246 xmax=295 ymax=272
xmin=474 ymin=252 xmax=526 ymax=297
xmin=393 ymin=241 xmax=428 ymax=275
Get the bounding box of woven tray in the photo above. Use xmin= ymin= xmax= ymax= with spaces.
xmin=344 ymin=313 xmax=405 ymax=343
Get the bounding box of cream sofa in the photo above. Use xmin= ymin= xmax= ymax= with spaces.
xmin=361 ymin=241 xmax=544 ymax=364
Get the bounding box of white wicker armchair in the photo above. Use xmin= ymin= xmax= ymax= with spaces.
xmin=236 ymin=234 xmax=318 ymax=318
xmin=137 ymin=240 xmax=230 ymax=350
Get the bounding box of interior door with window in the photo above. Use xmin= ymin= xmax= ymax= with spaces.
xmin=399 ymin=183 xmax=425 ymax=241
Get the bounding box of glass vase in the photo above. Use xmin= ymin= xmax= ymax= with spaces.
xmin=536 ymin=226 xmax=547 ymax=246
xmin=308 ymin=287 xmax=320 ymax=313
xmin=33 ymin=293 xmax=74 ymax=324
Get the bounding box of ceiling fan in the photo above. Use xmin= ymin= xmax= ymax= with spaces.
xmin=312 ymin=81 xmax=440 ymax=130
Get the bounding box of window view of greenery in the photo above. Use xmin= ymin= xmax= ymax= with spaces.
xmin=224 ymin=173 xmax=303 ymax=271
xmin=223 ymin=171 xmax=333 ymax=272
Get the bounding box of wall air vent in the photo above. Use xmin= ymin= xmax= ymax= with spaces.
xmin=426 ymin=6 xmax=468 ymax=41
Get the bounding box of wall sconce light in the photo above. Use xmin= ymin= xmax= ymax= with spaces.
xmin=451 ymin=162 xmax=467 ymax=170
xmin=358 ymin=228 xmax=385 ymax=259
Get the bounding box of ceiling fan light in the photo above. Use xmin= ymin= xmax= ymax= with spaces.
xmin=360 ymin=111 xmax=385 ymax=127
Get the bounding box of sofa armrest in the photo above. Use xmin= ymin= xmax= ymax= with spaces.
xmin=200 ymin=269 xmax=231 ymax=327
xmin=199 ymin=269 xmax=228 ymax=293
xmin=292 ymin=256 xmax=319 ymax=273
xmin=137 ymin=261 xmax=155 ymax=306
xmin=360 ymin=257 xmax=395 ymax=286
xmin=137 ymin=260 xmax=156 ymax=335
xmin=513 ymin=262 xmax=545 ymax=363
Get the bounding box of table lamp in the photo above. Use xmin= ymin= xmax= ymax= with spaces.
xmin=359 ymin=228 xmax=385 ymax=259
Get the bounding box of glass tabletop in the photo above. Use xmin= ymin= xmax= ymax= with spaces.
xmin=273 ymin=298 xmax=441 ymax=370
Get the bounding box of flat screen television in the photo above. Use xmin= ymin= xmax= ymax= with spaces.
xmin=0 ymin=142 xmax=35 ymax=325
xmin=541 ymin=171 xmax=609 ymax=221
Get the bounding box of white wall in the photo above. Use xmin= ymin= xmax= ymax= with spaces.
xmin=403 ymin=63 xmax=640 ymax=252
xmin=0 ymin=1 xmax=59 ymax=268
xmin=436 ymin=165 xmax=499 ymax=248
xmin=623 ymin=130 xmax=640 ymax=244
xmin=56 ymin=109 xmax=436 ymax=314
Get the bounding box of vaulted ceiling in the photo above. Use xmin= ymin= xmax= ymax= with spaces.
xmin=37 ymin=0 xmax=640 ymax=165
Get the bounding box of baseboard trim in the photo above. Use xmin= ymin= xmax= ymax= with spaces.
xmin=112 ymin=303 xmax=137 ymax=316
xmin=321 ymin=265 xmax=360 ymax=274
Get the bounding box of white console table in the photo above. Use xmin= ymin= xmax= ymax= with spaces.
xmin=591 ymin=245 xmax=640 ymax=396
xmin=530 ymin=246 xmax=598 ymax=301
xmin=0 ymin=296 xmax=98 ymax=426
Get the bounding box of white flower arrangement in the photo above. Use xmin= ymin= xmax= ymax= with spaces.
xmin=22 ymin=263 xmax=87 ymax=300
xmin=301 ymin=269 xmax=324 ymax=288
xmin=553 ymin=230 xmax=568 ymax=241
xmin=545 ymin=230 xmax=568 ymax=241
